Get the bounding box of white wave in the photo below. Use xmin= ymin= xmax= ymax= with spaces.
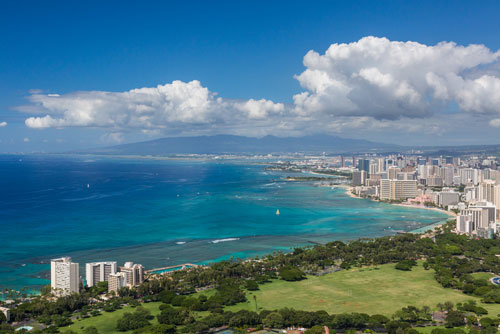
xmin=210 ymin=238 xmax=240 ymax=244
xmin=176 ymin=241 xmax=186 ymax=245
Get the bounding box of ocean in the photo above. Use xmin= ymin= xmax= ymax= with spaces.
xmin=0 ymin=154 xmax=449 ymax=293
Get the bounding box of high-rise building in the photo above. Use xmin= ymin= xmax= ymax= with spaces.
xmin=438 ymin=191 xmax=460 ymax=207
xmin=479 ymin=180 xmax=496 ymax=203
xmin=358 ymin=159 xmax=370 ymax=174
xmin=51 ymin=257 xmax=79 ymax=296
xmin=108 ymin=272 xmax=127 ymax=294
xmin=417 ymin=157 xmax=426 ymax=166
xmin=456 ymin=215 xmax=474 ymax=234
xmin=459 ymin=168 xmax=479 ymax=185
xmin=388 ymin=167 xmax=401 ymax=180
xmin=86 ymin=261 xmax=117 ymax=287
xmin=380 ymin=179 xmax=417 ymax=200
xmin=352 ymin=170 xmax=366 ymax=186
xmin=426 ymin=176 xmax=443 ymax=187
xmin=460 ymin=201 xmax=497 ymax=232
xmin=119 ymin=262 xmax=144 ymax=287
xmin=376 ymin=158 xmax=385 ymax=173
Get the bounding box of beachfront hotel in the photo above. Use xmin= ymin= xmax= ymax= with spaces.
xmin=85 ymin=261 xmax=117 ymax=287
xmin=50 ymin=257 xmax=79 ymax=296
xmin=119 ymin=262 xmax=145 ymax=286
xmin=379 ymin=179 xmax=418 ymax=201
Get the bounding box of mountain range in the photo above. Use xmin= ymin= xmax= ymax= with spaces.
xmin=87 ymin=134 xmax=401 ymax=155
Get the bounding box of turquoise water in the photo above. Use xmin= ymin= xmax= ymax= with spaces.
xmin=0 ymin=154 xmax=449 ymax=293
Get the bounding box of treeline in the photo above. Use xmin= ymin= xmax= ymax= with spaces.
xmin=114 ymin=301 xmax=499 ymax=334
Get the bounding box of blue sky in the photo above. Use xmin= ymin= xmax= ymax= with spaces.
xmin=2 ymin=0 xmax=500 ymax=151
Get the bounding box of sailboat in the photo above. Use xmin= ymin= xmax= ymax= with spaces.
xmin=276 ymin=209 xmax=280 ymax=216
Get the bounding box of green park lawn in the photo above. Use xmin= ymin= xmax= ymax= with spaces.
xmin=471 ymin=272 xmax=496 ymax=281
xmin=59 ymin=263 xmax=500 ymax=333
xmin=63 ymin=302 xmax=162 ymax=334
xmin=415 ymin=326 xmax=448 ymax=334
xmin=225 ymin=263 xmax=500 ymax=316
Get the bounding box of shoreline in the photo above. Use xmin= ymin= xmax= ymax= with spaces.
xmin=2 ymin=166 xmax=454 ymax=294
xmin=333 ymin=184 xmax=455 ymax=232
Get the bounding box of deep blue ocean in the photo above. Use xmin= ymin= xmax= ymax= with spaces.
xmin=0 ymin=154 xmax=449 ymax=293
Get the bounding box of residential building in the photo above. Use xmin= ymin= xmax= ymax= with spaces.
xmin=460 ymin=201 xmax=497 ymax=233
xmin=51 ymin=257 xmax=79 ymax=296
xmin=352 ymin=170 xmax=366 ymax=186
xmin=119 ymin=262 xmax=144 ymax=287
xmin=358 ymin=159 xmax=370 ymax=174
xmin=459 ymin=168 xmax=479 ymax=185
xmin=108 ymin=272 xmax=127 ymax=294
xmin=86 ymin=261 xmax=117 ymax=287
xmin=441 ymin=166 xmax=454 ymax=186
xmin=426 ymin=176 xmax=443 ymax=187
xmin=388 ymin=167 xmax=401 ymax=180
xmin=479 ymin=180 xmax=496 ymax=203
xmin=438 ymin=191 xmax=460 ymax=207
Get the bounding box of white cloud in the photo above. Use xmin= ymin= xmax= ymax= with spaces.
xmin=18 ymin=36 xmax=500 ymax=141
xmin=489 ymin=119 xmax=500 ymax=127
xmin=100 ymin=132 xmax=124 ymax=144
xmin=23 ymin=80 xmax=284 ymax=136
xmin=23 ymin=137 xmax=30 ymax=142
xmin=0 ymin=121 xmax=6 ymax=127
xmin=293 ymin=36 xmax=500 ymax=120
xmin=234 ymin=99 xmax=285 ymax=119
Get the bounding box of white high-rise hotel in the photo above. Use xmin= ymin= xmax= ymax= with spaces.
xmin=86 ymin=261 xmax=117 ymax=287
xmin=51 ymin=257 xmax=79 ymax=296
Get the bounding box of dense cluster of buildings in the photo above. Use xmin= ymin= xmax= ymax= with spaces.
xmin=346 ymin=155 xmax=500 ymax=238
xmin=50 ymin=257 xmax=144 ymax=296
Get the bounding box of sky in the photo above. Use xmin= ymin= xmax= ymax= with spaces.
xmin=1 ymin=0 xmax=500 ymax=152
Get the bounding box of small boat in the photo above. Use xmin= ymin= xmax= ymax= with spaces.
xmin=87 ymin=184 xmax=90 ymax=188
xmin=276 ymin=209 xmax=280 ymax=216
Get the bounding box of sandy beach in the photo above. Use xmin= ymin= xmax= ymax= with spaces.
xmin=336 ymin=184 xmax=456 ymax=219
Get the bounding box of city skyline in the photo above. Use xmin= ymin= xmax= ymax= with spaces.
xmin=2 ymin=1 xmax=500 ymax=152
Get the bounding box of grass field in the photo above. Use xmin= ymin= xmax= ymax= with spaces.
xmin=63 ymin=302 xmax=162 ymax=334
xmin=59 ymin=264 xmax=500 ymax=333
xmin=471 ymin=272 xmax=496 ymax=281
xmin=225 ymin=263 xmax=500 ymax=316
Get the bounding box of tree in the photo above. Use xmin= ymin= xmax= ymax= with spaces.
xmin=159 ymin=290 xmax=177 ymax=304
xmin=246 ymin=280 xmax=259 ymax=291
xmin=84 ymin=326 xmax=99 ymax=334
xmin=263 ymin=312 xmax=284 ymax=329
xmin=305 ymin=326 xmax=325 ymax=334
xmin=151 ymin=324 xmax=177 ymax=334
xmin=116 ymin=307 xmax=152 ymax=331
xmin=278 ymin=267 xmax=306 ymax=281
xmin=395 ymin=260 xmax=416 ymax=271
xmin=445 ymin=310 xmax=465 ymax=328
